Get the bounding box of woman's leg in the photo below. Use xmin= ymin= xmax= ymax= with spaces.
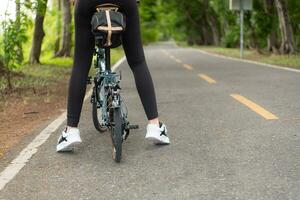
xmin=121 ymin=0 xmax=159 ymax=124
xmin=67 ymin=0 xmax=159 ymax=127
xmin=67 ymin=0 xmax=95 ymax=127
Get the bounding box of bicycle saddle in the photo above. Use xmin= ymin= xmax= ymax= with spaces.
xmin=96 ymin=3 xmax=120 ymax=12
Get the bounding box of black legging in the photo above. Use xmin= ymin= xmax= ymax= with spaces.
xmin=67 ymin=0 xmax=158 ymax=127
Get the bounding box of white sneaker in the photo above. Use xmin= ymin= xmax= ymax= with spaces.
xmin=56 ymin=127 xmax=82 ymax=152
xmin=145 ymin=122 xmax=170 ymax=144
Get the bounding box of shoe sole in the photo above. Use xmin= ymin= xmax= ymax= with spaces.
xmin=56 ymin=141 xmax=82 ymax=152
xmin=145 ymin=136 xmax=170 ymax=145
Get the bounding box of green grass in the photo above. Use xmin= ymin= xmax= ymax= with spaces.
xmin=0 ymin=64 xmax=70 ymax=94
xmin=195 ymin=46 xmax=300 ymax=69
xmin=111 ymin=48 xmax=125 ymax=64
xmin=40 ymin=54 xmax=73 ymax=67
xmin=0 ymin=48 xmax=124 ymax=95
xmin=41 ymin=48 xmax=124 ymax=67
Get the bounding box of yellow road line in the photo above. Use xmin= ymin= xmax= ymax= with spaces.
xmin=163 ymin=54 xmax=192 ymax=71
xmin=174 ymin=58 xmax=182 ymax=64
xmin=183 ymin=64 xmax=193 ymax=70
xmin=198 ymin=74 xmax=217 ymax=84
xmin=230 ymin=94 xmax=278 ymax=120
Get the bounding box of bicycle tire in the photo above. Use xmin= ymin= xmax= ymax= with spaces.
xmin=92 ymin=89 xmax=107 ymax=132
xmin=92 ymin=102 xmax=107 ymax=132
xmin=111 ymin=107 xmax=123 ymax=163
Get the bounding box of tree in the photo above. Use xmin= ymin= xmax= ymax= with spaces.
xmin=15 ymin=0 xmax=23 ymax=63
xmin=1 ymin=0 xmax=28 ymax=89
xmin=55 ymin=0 xmax=72 ymax=57
xmin=264 ymin=0 xmax=280 ymax=53
xmin=275 ymin=0 xmax=296 ymax=54
xmin=15 ymin=0 xmax=21 ymax=29
xmin=245 ymin=0 xmax=272 ymax=53
xmin=287 ymin=0 xmax=300 ymax=50
xmin=203 ymin=0 xmax=221 ymax=45
xmin=29 ymin=0 xmax=48 ymax=64
xmin=182 ymin=1 xmax=213 ymax=45
xmin=54 ymin=0 xmax=62 ymax=55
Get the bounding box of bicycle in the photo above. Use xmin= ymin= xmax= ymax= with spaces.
xmin=87 ymin=4 xmax=139 ymax=163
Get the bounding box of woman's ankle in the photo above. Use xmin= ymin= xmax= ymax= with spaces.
xmin=66 ymin=126 xmax=78 ymax=130
xmin=148 ymin=118 xmax=159 ymax=126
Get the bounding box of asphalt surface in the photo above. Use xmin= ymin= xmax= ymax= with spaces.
xmin=0 ymin=43 xmax=300 ymax=200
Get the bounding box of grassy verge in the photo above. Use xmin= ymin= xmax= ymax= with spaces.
xmin=0 ymin=48 xmax=124 ymax=97
xmin=195 ymin=46 xmax=300 ymax=69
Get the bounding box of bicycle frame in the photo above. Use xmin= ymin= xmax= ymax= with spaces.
xmin=92 ymin=47 xmax=122 ymax=126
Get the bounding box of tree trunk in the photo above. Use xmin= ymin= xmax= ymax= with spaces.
xmin=249 ymin=24 xmax=262 ymax=53
xmin=203 ymin=0 xmax=220 ymax=45
xmin=30 ymin=15 xmax=46 ymax=64
xmin=55 ymin=0 xmax=72 ymax=57
xmin=15 ymin=0 xmax=23 ymax=61
xmin=268 ymin=30 xmax=280 ymax=54
xmin=29 ymin=0 xmax=48 ymax=64
xmin=6 ymin=71 xmax=12 ymax=91
xmin=206 ymin=14 xmax=220 ymax=45
xmin=184 ymin=7 xmax=213 ymax=45
xmin=54 ymin=0 xmax=62 ymax=55
xmin=15 ymin=0 xmax=21 ymax=29
xmin=245 ymin=12 xmax=262 ymax=54
xmin=0 ymin=57 xmax=5 ymax=76
xmin=274 ymin=0 xmax=296 ymax=54
xmin=264 ymin=0 xmax=279 ymax=53
xmin=201 ymin=24 xmax=213 ymax=45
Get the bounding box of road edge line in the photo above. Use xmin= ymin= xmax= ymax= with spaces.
xmin=0 ymin=56 xmax=126 ymax=191
xmin=195 ymin=49 xmax=300 ymax=74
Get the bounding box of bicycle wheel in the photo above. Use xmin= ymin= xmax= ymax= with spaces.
xmin=92 ymin=88 xmax=107 ymax=132
xmin=111 ymin=107 xmax=123 ymax=163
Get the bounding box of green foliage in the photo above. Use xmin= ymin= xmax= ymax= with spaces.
xmin=139 ymin=0 xmax=299 ymax=53
xmin=1 ymin=11 xmax=29 ymax=72
xmin=288 ymin=0 xmax=300 ymax=49
xmin=42 ymin=7 xmax=63 ymax=54
xmin=139 ymin=0 xmax=160 ymax=43
xmin=246 ymin=0 xmax=271 ymax=48
xmin=33 ymin=0 xmax=48 ymax=15
xmin=221 ymin=25 xmax=240 ymax=48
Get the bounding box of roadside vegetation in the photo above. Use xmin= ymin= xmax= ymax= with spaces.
xmin=140 ymin=0 xmax=300 ymax=68
xmin=196 ymin=46 xmax=300 ymax=69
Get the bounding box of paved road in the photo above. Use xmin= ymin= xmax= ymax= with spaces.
xmin=0 ymin=43 xmax=300 ymax=200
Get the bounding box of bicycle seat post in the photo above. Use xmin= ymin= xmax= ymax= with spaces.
xmin=105 ymin=48 xmax=111 ymax=71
